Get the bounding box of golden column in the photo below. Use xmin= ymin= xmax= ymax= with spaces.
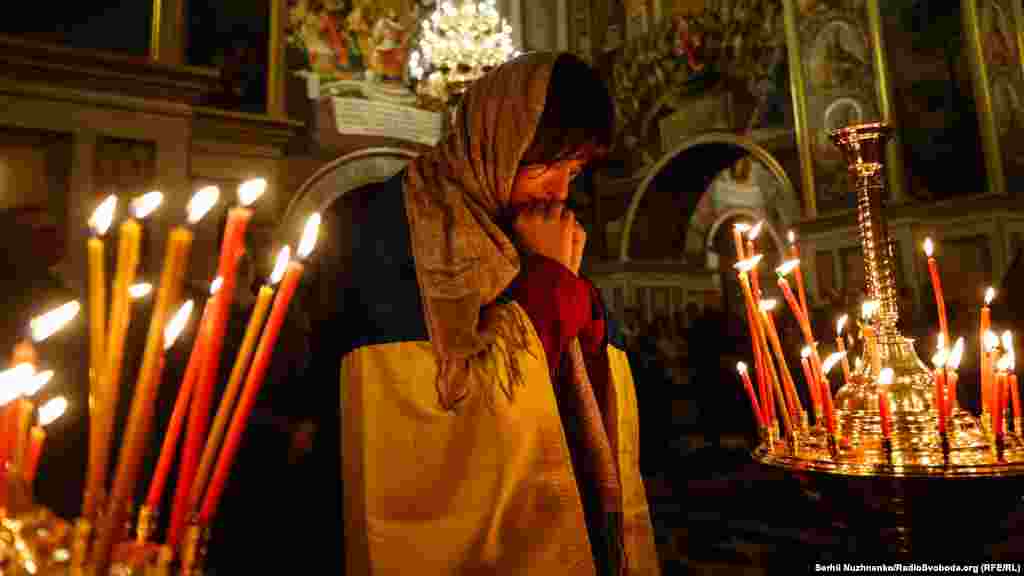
xmin=780 ymin=0 xmax=817 ymax=220
xmin=1013 ymin=0 xmax=1024 ymax=83
xmin=268 ymin=0 xmax=289 ymax=118
xmin=961 ymin=0 xmax=1006 ymax=196
xmin=149 ymin=0 xmax=186 ymax=65
xmin=865 ymin=0 xmax=908 ymax=204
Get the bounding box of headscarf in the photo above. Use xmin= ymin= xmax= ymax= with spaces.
xmin=403 ymin=52 xmax=558 ymax=409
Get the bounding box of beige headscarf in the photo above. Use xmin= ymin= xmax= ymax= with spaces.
xmin=403 ymin=52 xmax=559 ymax=409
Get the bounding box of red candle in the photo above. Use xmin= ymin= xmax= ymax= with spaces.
xmin=788 ymin=231 xmax=810 ymax=318
xmin=879 ymin=389 xmax=891 ymax=439
xmin=199 ymin=255 xmax=304 ymax=525
xmin=737 ymin=363 xmax=764 ymax=428
xmin=26 ymin=395 xmax=68 ymax=485
xmin=800 ymin=349 xmax=821 ymax=418
xmin=945 ymin=338 xmax=965 ymax=419
xmin=25 ymin=427 xmax=44 ymax=485
xmin=994 ymin=367 xmax=1008 ymax=438
xmin=144 ymin=291 xmax=216 ymax=510
xmin=168 ymin=204 xmax=254 ymax=547
xmin=934 ymin=369 xmax=947 ymax=434
xmin=777 ymin=273 xmax=812 ymax=344
xmin=836 ymin=316 xmax=852 ymax=386
xmin=1011 ymin=373 xmax=1021 ymax=425
xmin=923 ymin=238 xmax=949 ymax=348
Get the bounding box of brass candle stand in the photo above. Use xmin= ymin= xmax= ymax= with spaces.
xmin=749 ymin=122 xmax=1024 ymax=555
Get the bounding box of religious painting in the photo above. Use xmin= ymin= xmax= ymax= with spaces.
xmin=880 ymin=0 xmax=988 ymax=201
xmin=979 ymin=0 xmax=1024 ymax=191
xmin=187 ymin=2 xmax=271 ymax=113
xmin=287 ymin=0 xmax=421 ymax=99
xmin=799 ymin=4 xmax=879 ymax=214
xmin=287 ymin=0 xmax=445 ymax=146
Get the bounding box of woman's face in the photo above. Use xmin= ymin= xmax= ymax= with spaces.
xmin=507 ymin=157 xmax=586 ymax=208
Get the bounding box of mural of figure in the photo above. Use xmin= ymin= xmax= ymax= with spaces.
xmin=371 ymin=10 xmax=411 ymax=82
xmin=346 ymin=5 xmax=371 ymax=77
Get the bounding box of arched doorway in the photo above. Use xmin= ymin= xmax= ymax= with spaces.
xmin=618 ymin=132 xmax=799 ymax=263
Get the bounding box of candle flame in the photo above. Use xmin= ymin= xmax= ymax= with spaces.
xmin=947 ymin=338 xmax=965 ymax=370
xmin=801 ymin=346 xmax=811 ymax=359
xmin=758 ymin=299 xmax=778 ymax=313
xmin=297 ymin=213 xmax=321 ymax=259
xmin=936 ymin=333 xmax=945 ymax=351
xmin=187 ymin=186 xmax=220 ymax=224
xmin=746 ymin=220 xmax=764 ymax=241
xmin=30 ymin=301 xmax=81 ymax=342
xmin=128 ymin=283 xmax=152 ymax=300
xmin=0 ymin=364 xmax=32 ymax=407
xmin=38 ymin=396 xmax=67 ymax=427
xmin=734 ymin=222 xmax=751 ymax=233
xmin=822 ymin=351 xmax=847 ymax=375
xmin=855 ymin=357 xmax=864 ymax=371
xmin=837 ymin=315 xmax=848 ymax=336
xmin=1001 ymin=330 xmax=1013 ymax=353
xmin=923 ymin=237 xmax=934 ymax=257
xmin=985 ymin=287 xmax=996 ymax=306
xmin=737 ymin=362 xmax=748 ymax=374
xmin=879 ymin=367 xmax=894 ymax=386
xmin=788 ymin=230 xmax=796 ymax=244
xmin=88 ymin=195 xmax=117 ymax=236
xmin=733 ymin=254 xmax=763 ymax=273
xmin=931 ymin=349 xmax=949 ymax=370
xmin=776 ymin=259 xmax=800 ymax=277
xmin=164 ymin=300 xmax=194 ymax=350
xmin=985 ymin=330 xmax=1000 ymax=353
xmin=998 ymin=354 xmax=1013 ymax=372
xmin=131 ymin=191 xmax=164 ymax=219
xmin=237 ymin=178 xmax=267 ymax=207
xmin=21 ymin=369 xmax=53 ymax=397
xmin=210 ymin=277 xmax=223 ymax=295
xmin=269 ymin=246 xmax=291 ymax=285
xmin=861 ymin=300 xmax=880 ymax=320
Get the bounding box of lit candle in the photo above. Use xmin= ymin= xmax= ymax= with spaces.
xmin=25 ymin=396 xmax=67 ymax=485
xmin=85 ymin=191 xmax=161 ymax=521
xmin=776 ymin=260 xmax=813 ymax=344
xmin=995 ymin=355 xmax=1012 ymax=441
xmin=932 ymin=348 xmax=949 ymax=434
xmin=190 ymin=270 xmax=278 ymax=513
xmin=745 ymin=222 xmax=764 ymax=298
xmin=92 ymin=186 xmax=218 ymax=572
xmin=879 ymin=368 xmax=893 ymax=440
xmin=736 ymin=257 xmax=791 ymax=436
xmin=87 ymin=195 xmax=115 ymax=505
xmin=945 ymin=338 xmax=965 ymax=420
xmin=736 ymin=362 xmax=764 ymax=428
xmin=1011 ymin=370 xmax=1021 ymax=437
xmin=800 ymin=347 xmax=821 ymax=421
xmin=820 ymin=352 xmax=846 ymax=438
xmin=788 ymin=230 xmax=810 ymax=318
xmin=923 ymin=238 xmax=949 ymax=348
xmin=981 ymin=288 xmax=995 ymax=421
xmin=0 ymin=364 xmax=34 ymax=468
xmin=735 ymin=255 xmax=772 ymax=425
xmin=760 ymin=299 xmax=804 ymax=423
xmin=733 ymin=222 xmax=750 ymax=261
xmin=168 ymin=180 xmax=264 ymax=547
xmin=984 ymin=330 xmax=1000 ymax=424
xmin=199 ymin=214 xmax=320 ymax=524
xmin=144 ymin=281 xmax=220 ymax=512
xmin=836 ymin=315 xmax=852 ymax=386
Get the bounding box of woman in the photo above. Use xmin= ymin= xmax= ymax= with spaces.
xmin=314 ymin=52 xmax=659 ymax=574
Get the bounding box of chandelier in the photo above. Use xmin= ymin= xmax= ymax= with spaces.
xmin=409 ymin=0 xmax=520 ymax=104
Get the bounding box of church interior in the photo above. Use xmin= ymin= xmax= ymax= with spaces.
xmin=2 ymin=0 xmax=1024 ymax=573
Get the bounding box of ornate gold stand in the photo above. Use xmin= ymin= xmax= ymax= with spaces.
xmin=748 ymin=122 xmax=1024 ymax=554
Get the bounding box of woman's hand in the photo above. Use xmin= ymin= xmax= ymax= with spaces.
xmin=513 ymin=202 xmax=586 ymax=275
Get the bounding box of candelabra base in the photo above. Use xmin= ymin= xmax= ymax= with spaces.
xmin=786 ymin=467 xmax=1024 ymax=558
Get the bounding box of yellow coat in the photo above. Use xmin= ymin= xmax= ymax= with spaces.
xmin=333 ymin=173 xmax=659 ymax=574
